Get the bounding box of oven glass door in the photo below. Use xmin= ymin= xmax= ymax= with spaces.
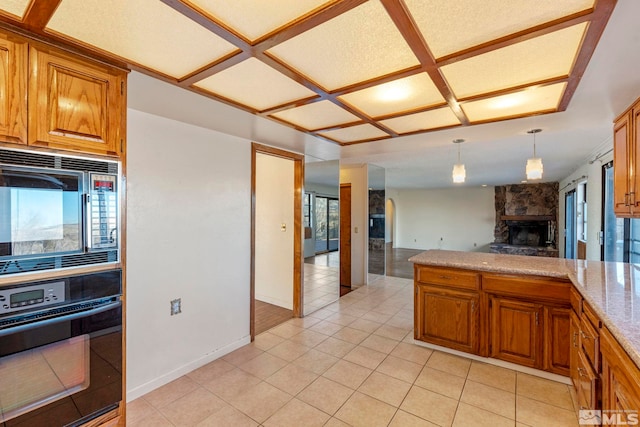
xmin=0 ymin=301 xmax=122 ymax=426
xmin=0 ymin=166 xmax=84 ymax=259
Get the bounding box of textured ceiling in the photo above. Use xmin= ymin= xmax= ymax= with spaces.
xmin=0 ymin=0 xmax=614 ymax=147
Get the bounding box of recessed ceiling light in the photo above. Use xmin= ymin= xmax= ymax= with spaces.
xmin=488 ymin=92 xmax=526 ymax=109
xmin=482 ymin=184 xmax=487 ymax=187
xmin=375 ymin=80 xmax=411 ymax=102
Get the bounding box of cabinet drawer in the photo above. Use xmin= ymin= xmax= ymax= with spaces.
xmin=577 ymin=350 xmax=599 ymax=410
xmin=483 ymin=274 xmax=571 ymax=302
xmin=569 ymin=286 xmax=582 ymax=315
xmin=583 ymin=302 xmax=601 ymax=330
xmin=580 ymin=313 xmax=600 ymax=372
xmin=416 ymin=266 xmax=480 ymax=290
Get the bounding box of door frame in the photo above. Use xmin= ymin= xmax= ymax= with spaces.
xmin=340 ymin=183 xmax=351 ymax=288
xmin=565 ymin=189 xmax=577 ymax=259
xmin=251 ymin=143 xmax=304 ymax=340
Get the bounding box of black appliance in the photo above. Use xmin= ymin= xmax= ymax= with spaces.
xmin=0 ymin=148 xmax=120 ymax=276
xmin=0 ymin=269 xmax=122 ymax=426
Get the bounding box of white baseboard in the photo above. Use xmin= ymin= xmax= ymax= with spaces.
xmin=126 ymin=335 xmax=251 ymax=402
xmin=411 ymin=339 xmax=572 ymax=385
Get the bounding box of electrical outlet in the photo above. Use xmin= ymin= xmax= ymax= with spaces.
xmin=170 ymin=298 xmax=182 ymax=316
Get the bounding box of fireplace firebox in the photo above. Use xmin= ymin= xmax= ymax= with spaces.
xmin=507 ymin=221 xmax=549 ymax=247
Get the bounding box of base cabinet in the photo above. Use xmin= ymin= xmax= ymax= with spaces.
xmin=415 ymin=283 xmax=479 ymax=354
xmin=601 ymin=327 xmax=640 ymax=425
xmin=490 ymin=297 xmax=543 ymax=369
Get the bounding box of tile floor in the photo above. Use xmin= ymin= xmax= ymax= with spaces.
xmin=127 ymin=276 xmax=579 ymax=427
xmin=303 ymin=261 xmax=339 ymax=315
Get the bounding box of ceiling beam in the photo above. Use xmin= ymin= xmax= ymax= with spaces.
xmin=22 ymin=0 xmax=61 ymax=31
xmin=380 ymin=0 xmax=470 ymax=126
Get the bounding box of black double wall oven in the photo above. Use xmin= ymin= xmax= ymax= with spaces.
xmin=0 ymin=148 xmax=122 ymax=426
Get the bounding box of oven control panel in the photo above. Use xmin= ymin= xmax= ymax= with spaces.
xmin=0 ymin=281 xmax=65 ymax=315
xmin=88 ymin=173 xmax=118 ymax=250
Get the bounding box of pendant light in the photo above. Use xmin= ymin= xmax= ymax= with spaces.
xmin=526 ymin=129 xmax=543 ymax=180
xmin=452 ymin=139 xmax=465 ymax=183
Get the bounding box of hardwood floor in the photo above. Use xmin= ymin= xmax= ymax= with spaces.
xmin=386 ymin=245 xmax=425 ymax=279
xmin=254 ymin=300 xmax=293 ymax=336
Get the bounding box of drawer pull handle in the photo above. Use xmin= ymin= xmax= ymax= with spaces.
xmin=580 ymin=331 xmax=591 ymax=341
xmin=573 ymin=332 xmax=579 ymax=347
xmin=438 ymin=275 xmax=452 ymax=280
xmin=578 ymin=367 xmax=586 ymax=378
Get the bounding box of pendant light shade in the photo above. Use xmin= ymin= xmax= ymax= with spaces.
xmin=526 ymin=129 xmax=543 ymax=180
xmin=452 ymin=139 xmax=465 ymax=183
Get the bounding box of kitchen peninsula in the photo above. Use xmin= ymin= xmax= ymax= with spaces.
xmin=410 ymin=249 xmax=640 ymax=418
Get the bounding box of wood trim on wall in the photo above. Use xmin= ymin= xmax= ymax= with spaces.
xmin=250 ymin=142 xmax=304 ymax=341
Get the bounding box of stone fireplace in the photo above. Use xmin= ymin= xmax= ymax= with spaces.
xmin=490 ymin=183 xmax=559 ymax=257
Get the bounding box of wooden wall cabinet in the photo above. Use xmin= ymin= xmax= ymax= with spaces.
xmin=0 ymin=29 xmax=126 ymax=157
xmin=613 ymin=97 xmax=640 ymax=217
xmin=0 ymin=32 xmax=27 ymax=145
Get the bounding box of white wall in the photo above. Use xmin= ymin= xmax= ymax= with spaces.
xmin=255 ymin=153 xmax=294 ymax=309
xmin=390 ymin=186 xmax=495 ymax=252
xmin=126 ymin=109 xmax=251 ymax=400
xmin=558 ymin=147 xmax=613 ymax=260
xmin=340 ymin=165 xmax=367 ymax=286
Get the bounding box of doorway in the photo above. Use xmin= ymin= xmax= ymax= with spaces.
xmin=340 ymin=183 xmax=352 ymax=293
xmin=251 ymin=143 xmax=303 ymax=340
xmin=315 ymin=196 xmax=339 ymax=254
xmin=565 ymin=189 xmax=576 ymax=259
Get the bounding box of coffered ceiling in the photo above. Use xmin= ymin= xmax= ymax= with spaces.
xmin=0 ymin=0 xmax=615 ymax=146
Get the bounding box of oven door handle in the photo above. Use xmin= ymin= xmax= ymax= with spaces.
xmin=0 ymin=300 xmax=121 ymax=338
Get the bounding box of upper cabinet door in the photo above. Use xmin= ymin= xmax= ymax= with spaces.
xmin=0 ymin=33 xmax=27 ymax=145
xmin=613 ymin=111 xmax=632 ymax=216
xmin=28 ymin=45 xmax=125 ymax=156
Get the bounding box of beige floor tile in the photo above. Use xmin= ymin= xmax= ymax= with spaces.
xmin=376 ymin=355 xmax=423 ymax=383
xmin=389 ymin=410 xmax=440 ymax=427
xmin=253 ymin=332 xmax=286 ymax=351
xmin=340 ymin=306 xmax=368 ymax=318
xmin=334 ymin=392 xmax=397 ymax=427
xmin=196 ymin=405 xmax=258 ymax=427
xmin=360 ymin=334 xmax=400 ymax=354
xmin=332 ymin=326 xmax=370 ymax=344
xmin=516 ymin=395 xmax=578 ymax=426
xmin=309 ymin=320 xmax=344 ymax=336
xmin=390 ymin=342 xmax=433 ymax=365
xmin=186 ymin=359 xmax=235 ymax=385
xmin=323 ymin=359 xmax=373 ymax=389
xmin=125 ymin=398 xmax=157 ymax=425
xmin=308 ymin=307 xmax=336 ymax=320
xmin=401 ymin=385 xmax=458 ymax=426
xmin=362 ymin=311 xmax=393 ymax=323
xmin=453 ymin=402 xmax=515 ymax=427
xmin=203 ymin=368 xmax=261 ymax=401
xmin=374 ymin=324 xmax=410 ymax=341
xmin=343 ymin=345 xmax=387 ymax=369
xmin=228 ymin=382 xmax=292 ymax=424
xmin=426 ymin=351 xmax=472 ymax=378
xmin=292 ymin=348 xmax=339 ymax=375
xmin=144 ymin=376 xmax=200 ymax=409
xmin=127 ymin=411 xmax=173 ymax=427
xmin=314 ymin=336 xmax=356 ymax=358
xmin=358 ymin=371 xmax=411 ymax=407
xmin=324 ymin=417 xmax=352 ymax=427
xmin=269 ymin=322 xmax=304 ymax=339
xmin=297 ymin=376 xmax=355 ymax=415
xmin=415 ymin=366 xmax=466 ymax=400
xmin=222 ymin=345 xmax=264 ymax=366
xmin=267 ymin=340 xmax=311 ymax=362
xmin=287 ymin=316 xmax=322 ymax=329
xmin=467 ymin=361 xmax=516 ymax=393
xmin=266 ymin=363 xmax=318 ymax=395
xmin=460 ymin=380 xmax=516 ymax=419
xmin=238 ymin=352 xmax=288 ymax=379
xmin=326 ymin=312 xmax=358 ymax=326
xmin=288 ymin=329 xmax=329 ymax=347
xmin=159 ymin=387 xmax=226 ymax=426
xmin=263 ymin=398 xmax=330 ymax=427
xmin=516 ymin=372 xmax=574 ymax=410
xmin=350 ymin=318 xmax=384 ymax=333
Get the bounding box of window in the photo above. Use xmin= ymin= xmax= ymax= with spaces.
xmin=303 ymin=192 xmax=311 ymax=228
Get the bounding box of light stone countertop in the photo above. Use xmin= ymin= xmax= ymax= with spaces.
xmin=409 ymin=249 xmax=640 ymax=369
